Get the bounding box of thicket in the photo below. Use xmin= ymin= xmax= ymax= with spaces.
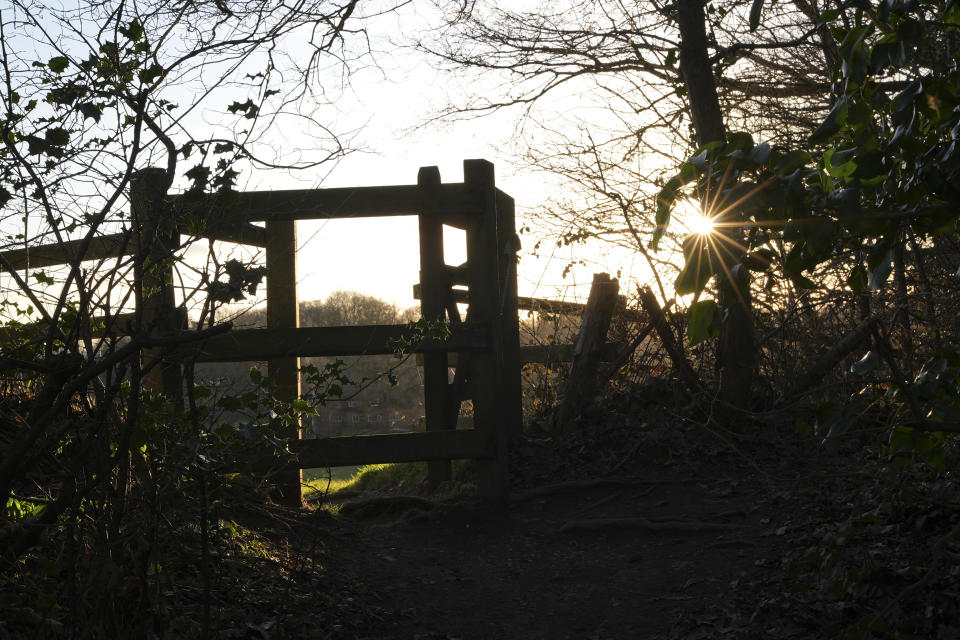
xmin=1 ymin=0 xmax=959 ymax=637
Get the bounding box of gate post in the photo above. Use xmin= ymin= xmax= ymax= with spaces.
xmin=418 ymin=166 xmax=453 ymax=485
xmin=266 ymin=219 xmax=302 ymax=508
xmin=464 ymin=159 xmax=513 ymax=505
xmin=496 ymin=191 xmax=523 ymax=441
xmin=130 ymin=168 xmax=182 ymax=407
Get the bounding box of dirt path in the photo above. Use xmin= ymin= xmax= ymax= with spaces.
xmin=317 ymin=466 xmax=790 ymax=640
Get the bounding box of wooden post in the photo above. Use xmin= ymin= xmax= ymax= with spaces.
xmin=554 ymin=273 xmax=619 ymax=434
xmin=496 ymin=191 xmax=523 ymax=440
xmin=131 ymin=168 xmax=182 ymax=407
xmin=464 ymin=159 xmax=509 ymax=505
xmin=266 ymin=219 xmax=302 ymax=508
xmin=418 ymin=166 xmax=452 ymax=485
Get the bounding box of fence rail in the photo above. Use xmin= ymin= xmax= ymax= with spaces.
xmin=1 ymin=160 xmax=651 ymax=507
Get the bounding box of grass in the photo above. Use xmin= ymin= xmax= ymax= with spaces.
xmin=303 ymin=459 xmax=477 ymax=501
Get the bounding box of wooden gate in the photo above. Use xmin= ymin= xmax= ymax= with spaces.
xmin=1 ymin=159 xmax=651 ymax=508
xmin=0 ymin=159 xmax=522 ymax=506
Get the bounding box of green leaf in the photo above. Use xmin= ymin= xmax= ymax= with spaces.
xmin=127 ymin=19 xmax=144 ymax=42
xmin=774 ymin=150 xmax=813 ymax=173
xmin=867 ymin=247 xmax=893 ymax=291
xmin=847 ymin=265 xmax=868 ymax=294
xmin=77 ymin=102 xmax=102 ymax=122
xmin=44 ymin=127 xmax=69 ymax=147
xmin=749 ymin=0 xmax=764 ymax=31
xmin=851 ymin=350 xmax=880 ymax=375
xmin=687 ymin=299 xmax=719 ymax=346
xmin=48 ymin=56 xmax=69 ymax=73
xmin=32 ymin=270 xmax=54 ymax=285
xmin=789 ymin=272 xmax=818 ymax=290
xmin=809 ymin=96 xmax=849 ymax=144
xmin=726 ymin=132 xmax=755 ymax=151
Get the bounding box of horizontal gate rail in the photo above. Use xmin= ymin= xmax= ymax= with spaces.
xmin=283 ymin=430 xmax=495 ymax=470
xmin=179 ymin=323 xmax=490 ymax=362
xmin=171 ymin=183 xmax=491 ymax=224
xmin=0 ymin=232 xmax=133 ymax=270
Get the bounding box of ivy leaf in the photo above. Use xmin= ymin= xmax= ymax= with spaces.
xmin=687 ymin=299 xmax=719 ymax=346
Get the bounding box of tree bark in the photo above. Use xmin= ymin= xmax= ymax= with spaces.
xmin=676 ymin=0 xmax=754 ymax=410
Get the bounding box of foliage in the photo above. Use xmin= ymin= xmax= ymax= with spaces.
xmin=652 ymin=0 xmax=960 ymax=444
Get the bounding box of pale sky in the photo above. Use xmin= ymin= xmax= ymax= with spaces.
xmin=2 ymin=1 xmax=694 ymax=320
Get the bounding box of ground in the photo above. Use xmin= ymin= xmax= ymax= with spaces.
xmin=222 ymin=389 xmax=960 ymax=640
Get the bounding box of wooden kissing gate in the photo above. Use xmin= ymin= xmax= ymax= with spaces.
xmin=179 ymin=159 xmax=522 ymax=506
xmin=2 ymin=159 xmax=640 ymax=509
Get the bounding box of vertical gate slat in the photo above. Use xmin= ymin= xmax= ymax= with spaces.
xmin=496 ymin=191 xmax=523 ymax=441
xmin=266 ymin=219 xmax=302 ymax=507
xmin=131 ymin=168 xmax=182 ymax=407
xmin=464 ymin=160 xmax=509 ymax=505
xmin=418 ymin=166 xmax=453 ymax=485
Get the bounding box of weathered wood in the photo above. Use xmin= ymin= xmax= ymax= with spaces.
xmin=417 ymin=341 xmax=626 ymax=366
xmin=464 ymin=159 xmax=509 ymax=506
xmin=172 ymin=184 xmax=478 ymax=223
xmin=184 ymin=323 xmax=489 ymax=362
xmin=282 ymin=430 xmax=494 ymax=469
xmin=555 ymin=273 xmax=620 ymax=434
xmin=0 ymin=232 xmax=133 ymax=271
xmin=131 ymin=169 xmax=182 ymax=405
xmin=265 ymin=219 xmax=302 ymax=508
xmin=497 ymin=190 xmax=523 ymax=440
xmin=418 ymin=166 xmax=453 ymax=484
xmin=413 ymin=284 xmax=647 ymax=322
xmin=195 ymin=221 xmax=267 ymax=247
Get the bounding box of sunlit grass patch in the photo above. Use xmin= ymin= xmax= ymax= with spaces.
xmin=304 ymin=459 xmax=477 ymax=503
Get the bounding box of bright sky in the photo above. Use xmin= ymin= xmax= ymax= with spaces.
xmin=2 ymin=1 xmax=704 ymax=319
xmin=226 ymin=23 xmax=666 ymax=311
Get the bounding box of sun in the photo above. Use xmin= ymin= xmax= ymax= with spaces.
xmin=676 ymin=199 xmax=715 ymax=235
xmin=688 ymin=213 xmax=715 ymax=235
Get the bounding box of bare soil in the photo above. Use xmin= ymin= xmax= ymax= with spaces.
xmin=227 ymin=390 xmax=959 ymax=640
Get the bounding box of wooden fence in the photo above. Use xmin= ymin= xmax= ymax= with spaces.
xmin=0 ymin=159 xmax=645 ymax=508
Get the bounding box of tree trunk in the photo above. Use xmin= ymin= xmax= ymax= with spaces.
xmin=676 ymin=0 xmax=754 ymax=409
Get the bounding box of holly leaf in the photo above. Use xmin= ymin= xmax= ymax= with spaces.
xmin=687 ymin=299 xmax=719 ymax=346
xmin=48 ymin=56 xmax=69 ymax=73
